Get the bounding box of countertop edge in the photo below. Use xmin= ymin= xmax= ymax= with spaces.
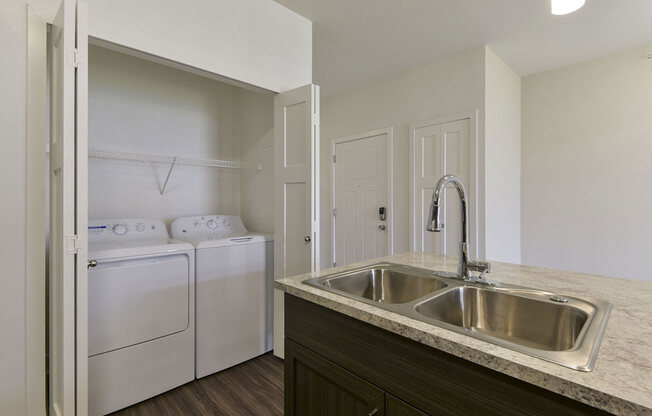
xmin=275 ymin=279 xmax=649 ymax=416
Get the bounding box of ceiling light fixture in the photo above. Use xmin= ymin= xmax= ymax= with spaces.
xmin=551 ymin=0 xmax=586 ymax=15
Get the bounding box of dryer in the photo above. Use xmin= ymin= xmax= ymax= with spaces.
xmin=170 ymin=215 xmax=273 ymax=378
xmin=87 ymin=218 xmax=195 ymax=416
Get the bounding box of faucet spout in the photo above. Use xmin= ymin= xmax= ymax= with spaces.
xmin=426 ymin=174 xmax=479 ymax=280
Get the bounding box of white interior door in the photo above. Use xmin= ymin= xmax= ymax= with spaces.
xmin=50 ymin=0 xmax=88 ymax=414
xmin=273 ymin=84 xmax=320 ymax=358
xmin=410 ymin=117 xmax=472 ymax=256
xmin=333 ymin=130 xmax=391 ymax=266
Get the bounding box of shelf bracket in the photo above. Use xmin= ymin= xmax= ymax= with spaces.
xmin=160 ymin=156 xmax=177 ymax=196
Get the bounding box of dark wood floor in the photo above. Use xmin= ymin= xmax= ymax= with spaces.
xmin=111 ymin=353 xmax=284 ymax=416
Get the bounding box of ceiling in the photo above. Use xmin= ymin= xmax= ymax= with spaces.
xmin=273 ymin=0 xmax=652 ymax=96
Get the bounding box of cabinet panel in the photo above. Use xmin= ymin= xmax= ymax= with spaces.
xmin=285 ymin=294 xmax=609 ymax=416
xmin=387 ymin=395 xmax=427 ymax=416
xmin=285 ymin=339 xmax=385 ymax=416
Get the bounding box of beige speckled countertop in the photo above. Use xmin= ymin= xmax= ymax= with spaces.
xmin=275 ymin=252 xmax=652 ymax=416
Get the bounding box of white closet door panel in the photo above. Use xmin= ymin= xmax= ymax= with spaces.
xmin=411 ymin=118 xmax=470 ymax=256
xmin=274 ymin=84 xmax=320 ymax=278
xmin=49 ymin=0 xmax=88 ymax=414
xmin=273 ymin=83 xmax=320 ymax=359
xmin=442 ymin=120 xmax=470 ymax=256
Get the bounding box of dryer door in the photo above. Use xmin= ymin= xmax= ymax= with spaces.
xmin=88 ymin=253 xmax=190 ymax=356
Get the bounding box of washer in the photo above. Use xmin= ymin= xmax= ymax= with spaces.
xmin=87 ymin=218 xmax=195 ymax=416
xmin=170 ymin=215 xmax=273 ymax=378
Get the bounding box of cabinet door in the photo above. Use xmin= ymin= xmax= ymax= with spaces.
xmin=387 ymin=395 xmax=428 ymax=416
xmin=285 ymin=339 xmax=385 ymax=416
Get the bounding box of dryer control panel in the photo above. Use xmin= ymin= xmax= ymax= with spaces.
xmin=170 ymin=215 xmax=247 ymax=240
xmin=88 ymin=218 xmax=169 ymax=242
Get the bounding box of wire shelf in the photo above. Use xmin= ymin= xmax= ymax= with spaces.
xmin=88 ymin=148 xmax=241 ymax=169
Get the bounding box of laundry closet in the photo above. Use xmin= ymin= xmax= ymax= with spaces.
xmin=41 ymin=1 xmax=318 ymax=415
xmin=85 ymin=44 xmax=275 ymax=415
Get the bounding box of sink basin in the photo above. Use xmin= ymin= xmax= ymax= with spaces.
xmin=415 ymin=287 xmax=588 ymax=351
xmin=303 ymin=263 xmax=612 ymax=371
xmin=306 ymin=264 xmax=448 ymax=304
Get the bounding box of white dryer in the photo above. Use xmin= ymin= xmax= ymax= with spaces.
xmin=170 ymin=215 xmax=273 ymax=378
xmin=87 ymin=218 xmax=195 ymax=416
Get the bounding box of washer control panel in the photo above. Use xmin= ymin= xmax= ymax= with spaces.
xmin=88 ymin=218 xmax=169 ymax=242
xmin=170 ymin=215 xmax=247 ymax=240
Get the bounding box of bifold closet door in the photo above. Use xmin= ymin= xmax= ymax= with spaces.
xmin=273 ymin=84 xmax=320 ymax=358
xmin=49 ymin=0 xmax=88 ymax=414
xmin=409 ymin=118 xmax=471 ymax=256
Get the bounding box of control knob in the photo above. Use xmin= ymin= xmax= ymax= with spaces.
xmin=113 ymin=224 xmax=128 ymax=235
xmin=207 ymin=219 xmax=218 ymax=229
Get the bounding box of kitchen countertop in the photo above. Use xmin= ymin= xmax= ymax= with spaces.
xmin=275 ymin=252 xmax=652 ymax=416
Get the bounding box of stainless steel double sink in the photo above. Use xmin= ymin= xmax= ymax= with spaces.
xmin=303 ymin=263 xmax=612 ymax=371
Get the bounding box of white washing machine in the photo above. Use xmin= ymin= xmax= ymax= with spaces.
xmin=87 ymin=218 xmax=195 ymax=416
xmin=170 ymin=215 xmax=273 ymax=378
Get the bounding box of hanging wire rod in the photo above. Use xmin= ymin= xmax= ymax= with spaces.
xmin=88 ymin=148 xmax=242 ymax=169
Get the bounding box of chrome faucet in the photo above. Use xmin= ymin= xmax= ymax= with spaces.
xmin=427 ymin=174 xmax=492 ymax=282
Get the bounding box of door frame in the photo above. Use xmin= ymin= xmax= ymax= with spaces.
xmin=331 ymin=127 xmax=394 ymax=267
xmin=408 ymin=110 xmax=482 ymax=258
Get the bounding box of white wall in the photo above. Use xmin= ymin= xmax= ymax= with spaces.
xmin=30 ymin=0 xmax=312 ymax=93
xmin=522 ymin=43 xmax=652 ymax=282
xmin=239 ymin=90 xmax=275 ymax=234
xmin=484 ymin=47 xmax=521 ymax=263
xmin=0 ymin=2 xmax=33 ymax=414
xmin=88 ymin=45 xmax=244 ymax=223
xmin=320 ymin=47 xmax=486 ymax=267
xmin=89 ymin=45 xmax=274 ymax=229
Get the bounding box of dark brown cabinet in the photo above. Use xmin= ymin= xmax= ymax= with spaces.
xmin=285 ymin=339 xmax=385 ymax=416
xmin=285 ymin=339 xmax=428 ymax=416
xmin=386 ymin=395 xmax=427 ymax=416
xmin=284 ymin=294 xmax=610 ymax=416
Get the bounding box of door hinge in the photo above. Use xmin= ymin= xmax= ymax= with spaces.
xmin=312 ymin=113 xmax=320 ymax=126
xmin=333 ymin=155 xmax=336 ymax=163
xmin=67 ymin=48 xmax=80 ymax=67
xmin=333 ymin=208 xmax=337 ymax=217
xmin=65 ymin=234 xmax=81 ymax=255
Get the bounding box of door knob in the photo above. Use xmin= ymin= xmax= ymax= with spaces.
xmin=304 ymin=235 xmax=311 ymax=243
xmin=88 ymin=259 xmax=98 ymax=269
xmin=378 ymin=225 xmax=386 ymax=231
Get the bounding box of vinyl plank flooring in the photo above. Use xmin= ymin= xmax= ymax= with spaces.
xmin=111 ymin=353 xmax=284 ymax=416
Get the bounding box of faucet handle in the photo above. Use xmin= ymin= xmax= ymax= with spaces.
xmin=467 ymin=260 xmax=491 ymax=274
xmin=466 ymin=261 xmax=500 ymax=286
